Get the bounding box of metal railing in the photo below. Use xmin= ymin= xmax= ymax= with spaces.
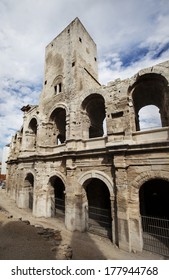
xmin=88 ymin=205 xmax=112 ymax=239
xmin=141 ymin=215 xmax=169 ymax=257
xmin=55 ymin=198 xmax=65 ymax=217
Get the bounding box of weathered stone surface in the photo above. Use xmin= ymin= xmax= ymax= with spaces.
xmin=6 ymin=17 xmax=169 ymax=255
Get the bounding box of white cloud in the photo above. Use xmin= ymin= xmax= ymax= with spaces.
xmin=0 ymin=0 xmax=169 ymax=161
xmin=139 ymin=105 xmax=162 ymax=130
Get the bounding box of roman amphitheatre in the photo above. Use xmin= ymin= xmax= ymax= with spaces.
xmin=3 ymin=18 xmax=169 ymax=259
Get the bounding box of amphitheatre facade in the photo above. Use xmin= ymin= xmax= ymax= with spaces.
xmin=7 ymin=18 xmax=169 ymax=255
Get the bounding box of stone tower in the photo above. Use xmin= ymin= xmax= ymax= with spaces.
xmin=40 ymin=17 xmax=99 ymax=102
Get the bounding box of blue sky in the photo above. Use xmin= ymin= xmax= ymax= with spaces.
xmin=0 ymin=0 xmax=169 ymax=160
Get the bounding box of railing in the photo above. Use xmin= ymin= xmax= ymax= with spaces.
xmin=55 ymin=197 xmax=65 ymax=218
xmin=141 ymin=215 xmax=169 ymax=257
xmin=88 ymin=205 xmax=112 ymax=239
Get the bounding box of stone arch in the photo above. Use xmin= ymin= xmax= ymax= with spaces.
xmin=78 ymin=170 xmax=114 ymax=240
xmin=27 ymin=117 xmax=38 ymax=148
xmin=128 ymin=73 xmax=169 ymax=131
xmin=139 ymin=178 xmax=169 ymax=219
xmin=48 ymin=172 xmax=66 ymax=218
xmin=52 ymin=75 xmax=63 ymax=94
xmin=47 ymin=171 xmax=67 ymax=190
xmin=78 ymin=170 xmax=114 ymax=196
xmin=48 ymin=105 xmax=68 ymax=145
xmin=21 ymin=172 xmax=35 ymax=210
xmin=48 ymin=103 xmax=69 ymax=118
xmin=24 ymin=172 xmax=34 ymax=188
xmin=81 ymin=93 xmax=106 ymax=139
xmin=130 ymin=171 xmax=169 ymax=196
xmin=128 ymin=171 xmax=169 ymax=252
xmin=129 ymin=170 xmax=169 ymax=218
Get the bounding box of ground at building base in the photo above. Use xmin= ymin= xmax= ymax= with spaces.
xmin=0 ymin=189 xmax=165 ymax=260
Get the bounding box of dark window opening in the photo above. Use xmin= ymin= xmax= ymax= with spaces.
xmin=44 ymin=80 xmax=47 ymax=85
xmin=54 ymin=83 xmax=62 ymax=94
xmin=82 ymin=94 xmax=106 ymax=139
xmin=79 ymin=37 xmax=82 ymax=43
xmin=25 ymin=173 xmax=34 ymax=210
xmin=50 ymin=176 xmax=65 ymax=217
xmin=85 ymin=178 xmax=112 ymax=239
xmin=139 ymin=179 xmax=169 ymax=219
xmin=131 ymin=73 xmax=169 ymax=131
xmin=72 ymin=62 xmax=75 ymax=67
xmin=58 ymin=83 xmax=62 ymax=92
xmin=111 ymin=111 xmax=123 ymax=119
xmin=57 ymin=133 xmax=65 ymax=144
xmin=50 ymin=108 xmax=66 ymax=145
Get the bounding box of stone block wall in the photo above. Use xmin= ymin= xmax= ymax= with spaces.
xmin=6 ymin=18 xmax=169 ymax=254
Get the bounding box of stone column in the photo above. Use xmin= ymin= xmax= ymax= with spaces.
xmin=33 ymin=188 xmax=54 ymax=218
xmin=82 ymin=112 xmax=90 ymax=139
xmin=74 ymin=191 xmax=88 ymax=232
xmin=17 ymin=187 xmax=30 ymax=208
xmin=116 ymin=184 xmax=130 ymax=251
xmin=110 ymin=195 xmax=116 ymax=244
xmin=128 ymin=188 xmax=143 ymax=252
xmin=65 ymin=193 xmax=75 ymax=231
xmin=114 ymin=155 xmax=130 ymax=251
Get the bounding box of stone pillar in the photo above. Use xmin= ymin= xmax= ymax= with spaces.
xmin=110 ymin=195 xmax=116 ymax=244
xmin=65 ymin=166 xmax=86 ymax=232
xmin=33 ymin=188 xmax=54 ymax=218
xmin=117 ymin=184 xmax=130 ymax=251
xmin=74 ymin=192 xmax=88 ymax=232
xmin=128 ymin=188 xmax=143 ymax=252
xmin=37 ymin=122 xmax=54 ymax=146
xmin=82 ymin=112 xmax=90 ymax=139
xmin=21 ymin=132 xmax=36 ymax=150
xmin=114 ymin=155 xmax=130 ymax=251
xmin=65 ymin=191 xmax=88 ymax=232
xmin=65 ymin=193 xmax=75 ymax=231
xmin=16 ymin=187 xmax=30 ymax=208
xmin=129 ymin=217 xmax=143 ymax=252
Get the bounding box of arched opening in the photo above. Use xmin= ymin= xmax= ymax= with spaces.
xmin=82 ymin=94 xmax=106 ymax=139
xmin=139 ymin=105 xmax=162 ymax=130
xmin=24 ymin=173 xmax=34 ymax=210
xmin=139 ymin=179 xmax=169 ymax=256
xmin=139 ymin=179 xmax=169 ymax=219
xmin=49 ymin=176 xmax=65 ymax=218
xmin=28 ymin=118 xmax=37 ymax=148
xmin=131 ymin=73 xmax=169 ymax=131
xmin=53 ymin=75 xmax=63 ymax=95
xmin=83 ymin=178 xmax=112 ymax=239
xmin=50 ymin=108 xmax=66 ymax=145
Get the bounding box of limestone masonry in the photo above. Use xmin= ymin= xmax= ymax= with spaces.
xmin=6 ymin=18 xmax=169 ymax=254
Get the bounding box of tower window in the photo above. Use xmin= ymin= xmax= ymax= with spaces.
xmin=72 ymin=62 xmax=75 ymax=67
xmin=58 ymin=83 xmax=62 ymax=93
xmin=54 ymin=83 xmax=62 ymax=94
xmin=79 ymin=37 xmax=82 ymax=43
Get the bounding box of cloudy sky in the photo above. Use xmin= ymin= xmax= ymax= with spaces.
xmin=0 ymin=0 xmax=169 ymax=161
